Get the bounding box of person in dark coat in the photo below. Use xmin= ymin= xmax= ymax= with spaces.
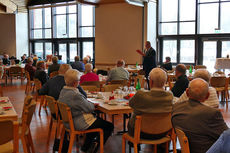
xmin=48 ymin=56 xmax=60 ymax=76
xmin=161 ymin=56 xmax=172 ymax=71
xmin=34 ymin=61 xmax=48 ymax=85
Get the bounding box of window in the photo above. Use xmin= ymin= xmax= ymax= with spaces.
xmin=45 ymin=43 xmax=52 ymax=55
xmin=163 ymin=40 xmax=177 ymax=63
xmin=83 ymin=42 xmax=93 ymax=60
xmin=221 ymin=2 xmax=230 ymax=33
xmin=79 ymin=5 xmax=94 ymax=37
xmin=35 ymin=43 xmax=43 ymax=58
xmin=180 ymin=40 xmax=195 ymax=63
xmin=203 ymin=41 xmax=217 ymax=73
xmin=70 ymin=43 xmax=77 ymax=62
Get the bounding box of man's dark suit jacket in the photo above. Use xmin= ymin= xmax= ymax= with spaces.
xmin=172 ymin=74 xmax=189 ymax=97
xmin=172 ymin=99 xmax=228 ymax=153
xmin=48 ymin=63 xmax=60 ymax=76
xmin=161 ymin=62 xmax=172 ymax=71
xmin=34 ymin=69 xmax=48 ymax=85
xmin=143 ymin=47 xmax=156 ymax=77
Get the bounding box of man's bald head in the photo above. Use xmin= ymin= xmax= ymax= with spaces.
xmin=117 ymin=59 xmax=125 ymax=67
xmin=186 ymin=78 xmax=209 ymax=102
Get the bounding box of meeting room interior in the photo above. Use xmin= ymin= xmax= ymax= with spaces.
xmin=0 ymin=0 xmax=230 ymax=153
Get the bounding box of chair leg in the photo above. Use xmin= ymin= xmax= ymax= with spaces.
xmin=134 ymin=143 xmax=138 ymax=153
xmin=58 ymin=128 xmax=65 ymax=153
xmin=165 ymin=142 xmax=169 ymax=153
xmin=154 ymin=144 xmax=157 ymax=153
xmin=21 ymin=136 xmax=29 ymax=153
xmin=122 ymin=136 xmax=126 ymax=153
xmin=68 ymin=133 xmax=75 ymax=153
xmin=47 ymin=118 xmax=53 ymax=144
xmin=99 ymin=131 xmax=104 ymax=153
xmin=28 ymin=130 xmax=35 ymax=153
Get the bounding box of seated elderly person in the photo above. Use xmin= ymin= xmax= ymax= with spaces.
xmin=161 ymin=56 xmax=172 ymax=71
xmin=25 ymin=57 xmax=36 ymax=80
xmin=172 ymin=79 xmax=228 ymax=153
xmin=58 ymin=69 xmax=114 ymax=153
xmin=39 ymin=64 xmax=86 ymax=100
xmin=171 ymin=64 xmax=189 ymax=97
xmin=128 ymin=68 xmax=173 ymax=139
xmin=176 ymin=69 xmax=219 ymax=108
xmin=34 ymin=61 xmax=48 ymax=85
xmin=71 ymin=56 xmax=85 ymax=72
xmin=107 ymin=59 xmax=129 ymax=82
xmin=80 ymin=63 xmax=99 ymax=84
xmin=83 ymin=56 xmax=89 ymax=65
xmin=48 ymin=56 xmax=60 ymax=76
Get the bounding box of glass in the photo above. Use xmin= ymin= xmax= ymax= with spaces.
xmin=70 ymin=43 xmax=78 ymax=62
xmin=81 ymin=5 xmax=94 ymax=26
xmin=222 ymin=41 xmax=230 ymax=57
xmin=59 ymin=44 xmax=67 ymax=63
xmin=79 ymin=27 xmax=94 ymax=37
xmin=45 ymin=43 xmax=52 ymax=55
xmin=33 ymin=29 xmax=42 ymax=39
xmin=33 ymin=9 xmax=42 ymax=28
xmin=199 ymin=0 xmax=219 ymax=2
xmin=35 ymin=43 xmax=43 ymax=58
xmin=45 ymin=29 xmax=51 ymax=38
xmin=161 ymin=23 xmax=177 ymax=35
xmin=69 ymin=5 xmax=77 ymax=13
xmin=180 ymin=22 xmax=195 ymax=34
xmin=203 ymin=41 xmax=217 ymax=73
xmin=83 ymin=42 xmax=93 ymax=59
xmin=180 ymin=0 xmax=195 ymax=21
xmin=199 ymin=3 xmax=218 ymax=34
xmin=163 ymin=40 xmax=177 ymax=63
xmin=69 ymin=14 xmax=77 ymax=38
xmin=180 ymin=40 xmax=195 ymax=63
xmin=56 ymin=6 xmax=66 ymax=14
xmin=221 ymin=2 xmax=230 ymax=33
xmin=161 ymin=0 xmax=178 ymax=22
xmin=45 ymin=8 xmax=51 ymax=28
xmin=56 ymin=15 xmax=67 ymax=38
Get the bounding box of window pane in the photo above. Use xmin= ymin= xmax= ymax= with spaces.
xmin=161 ymin=0 xmax=178 ymax=22
xmin=59 ymin=44 xmax=67 ymax=63
xmin=199 ymin=3 xmax=218 ymax=34
xmin=222 ymin=41 xmax=230 ymax=58
xmin=33 ymin=29 xmax=42 ymax=39
xmin=221 ymin=2 xmax=230 ymax=33
xmin=56 ymin=6 xmax=66 ymax=14
xmin=45 ymin=29 xmax=51 ymax=38
xmin=163 ymin=40 xmax=177 ymax=63
xmin=56 ymin=15 xmax=67 ymax=38
xmin=83 ymin=42 xmax=93 ymax=60
xmin=69 ymin=5 xmax=77 ymax=13
xmin=180 ymin=40 xmax=195 ymax=63
xmin=79 ymin=27 xmax=94 ymax=37
xmin=180 ymin=22 xmax=195 ymax=34
xmin=70 ymin=44 xmax=77 ymax=62
xmin=69 ymin=14 xmax=77 ymax=38
xmin=81 ymin=5 xmax=93 ymax=26
xmin=203 ymin=41 xmax=217 ymax=73
xmin=199 ymin=0 xmax=219 ymax=2
xmin=45 ymin=43 xmax=52 ymax=55
xmin=180 ymin=0 xmax=195 ymax=21
xmin=45 ymin=8 xmax=51 ymax=28
xmin=161 ymin=23 xmax=177 ymax=35
xmin=33 ymin=9 xmax=42 ymax=28
xmin=35 ymin=43 xmax=43 ymax=58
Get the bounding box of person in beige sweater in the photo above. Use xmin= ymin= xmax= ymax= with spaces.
xmin=128 ymin=68 xmax=173 ymax=139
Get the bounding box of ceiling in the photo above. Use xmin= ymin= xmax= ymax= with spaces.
xmin=11 ymin=0 xmax=28 ymax=12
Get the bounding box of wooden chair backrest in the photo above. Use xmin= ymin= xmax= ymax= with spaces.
xmin=81 ymin=81 xmax=100 ymax=88
xmin=81 ymin=85 xmax=98 ymax=92
xmin=22 ymin=95 xmax=33 ymax=115
xmin=214 ymin=71 xmax=225 ymax=75
xmin=34 ymin=78 xmax=42 ymax=90
xmin=134 ymin=113 xmax=172 ymax=141
xmin=210 ymin=76 xmax=226 ymax=87
xmin=9 ymin=66 xmax=22 ymax=75
xmin=50 ymin=71 xmax=59 ymax=78
xmin=0 ymin=120 xmax=19 ymax=152
xmin=103 ymin=84 xmax=121 ymax=92
xmin=175 ymin=128 xmax=190 ymax=153
xmin=195 ymin=65 xmax=207 ymax=69
xmin=111 ymin=80 xmax=128 ymax=86
xmin=46 ymin=95 xmax=58 ymax=119
xmin=21 ymin=101 xmax=36 ymax=130
xmin=25 ymin=71 xmax=31 ymax=81
xmin=137 ymin=69 xmax=145 ymax=75
xmin=57 ymin=102 xmax=75 ymax=131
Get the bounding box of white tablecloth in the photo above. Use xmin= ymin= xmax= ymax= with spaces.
xmin=214 ymin=58 xmax=230 ymax=69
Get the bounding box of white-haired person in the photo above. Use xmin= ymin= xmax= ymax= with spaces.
xmin=58 ymin=69 xmax=114 ymax=153
xmin=176 ymin=69 xmax=219 ymax=108
xmin=106 ymin=59 xmax=129 ymax=82
xmin=80 ymin=63 xmax=99 ymax=84
xmin=83 ymin=56 xmax=89 ymax=65
xmin=127 ymin=68 xmax=173 ymax=151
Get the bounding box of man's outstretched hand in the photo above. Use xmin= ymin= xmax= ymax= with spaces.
xmin=136 ymin=50 xmax=145 ymax=56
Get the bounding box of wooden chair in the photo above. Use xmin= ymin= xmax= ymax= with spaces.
xmin=186 ymin=65 xmax=194 ymax=70
xmin=175 ymin=128 xmax=190 ymax=153
xmin=81 ymin=85 xmax=99 ymax=92
xmin=19 ymin=102 xmax=36 ymax=153
xmin=137 ymin=69 xmax=145 ymax=75
xmin=18 ymin=95 xmax=34 ymax=124
xmin=57 ymin=102 xmax=104 ymax=153
xmin=213 ymin=71 xmax=225 ymax=75
xmin=0 ymin=120 xmax=19 ymax=153
xmin=25 ymin=71 xmax=34 ymax=94
xmin=49 ymin=71 xmax=59 ymax=79
xmin=194 ymin=65 xmax=207 ymax=70
xmin=167 ymin=75 xmax=176 ymax=90
xmin=9 ymin=66 xmax=23 ymax=84
xmin=0 ymin=85 xmax=3 ymax=97
xmin=81 ymin=81 xmax=101 ymax=88
xmin=34 ymin=78 xmax=46 ymax=115
xmin=210 ymin=76 xmax=228 ymax=108
xmin=45 ymin=96 xmax=61 ymax=146
xmin=103 ymin=84 xmax=121 ymax=92
xmin=122 ymin=113 xmax=177 ymax=153
xmin=111 ymin=80 xmax=128 ymax=86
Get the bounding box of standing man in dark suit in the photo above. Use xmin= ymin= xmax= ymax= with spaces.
xmin=172 ymin=79 xmax=228 ymax=153
xmin=137 ymin=41 xmax=156 ymax=89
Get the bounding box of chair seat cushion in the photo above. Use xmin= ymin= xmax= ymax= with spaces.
xmin=0 ymin=142 xmax=13 ymax=153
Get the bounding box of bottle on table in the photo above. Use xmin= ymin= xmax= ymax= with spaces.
xmin=136 ymin=78 xmax=141 ymax=91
